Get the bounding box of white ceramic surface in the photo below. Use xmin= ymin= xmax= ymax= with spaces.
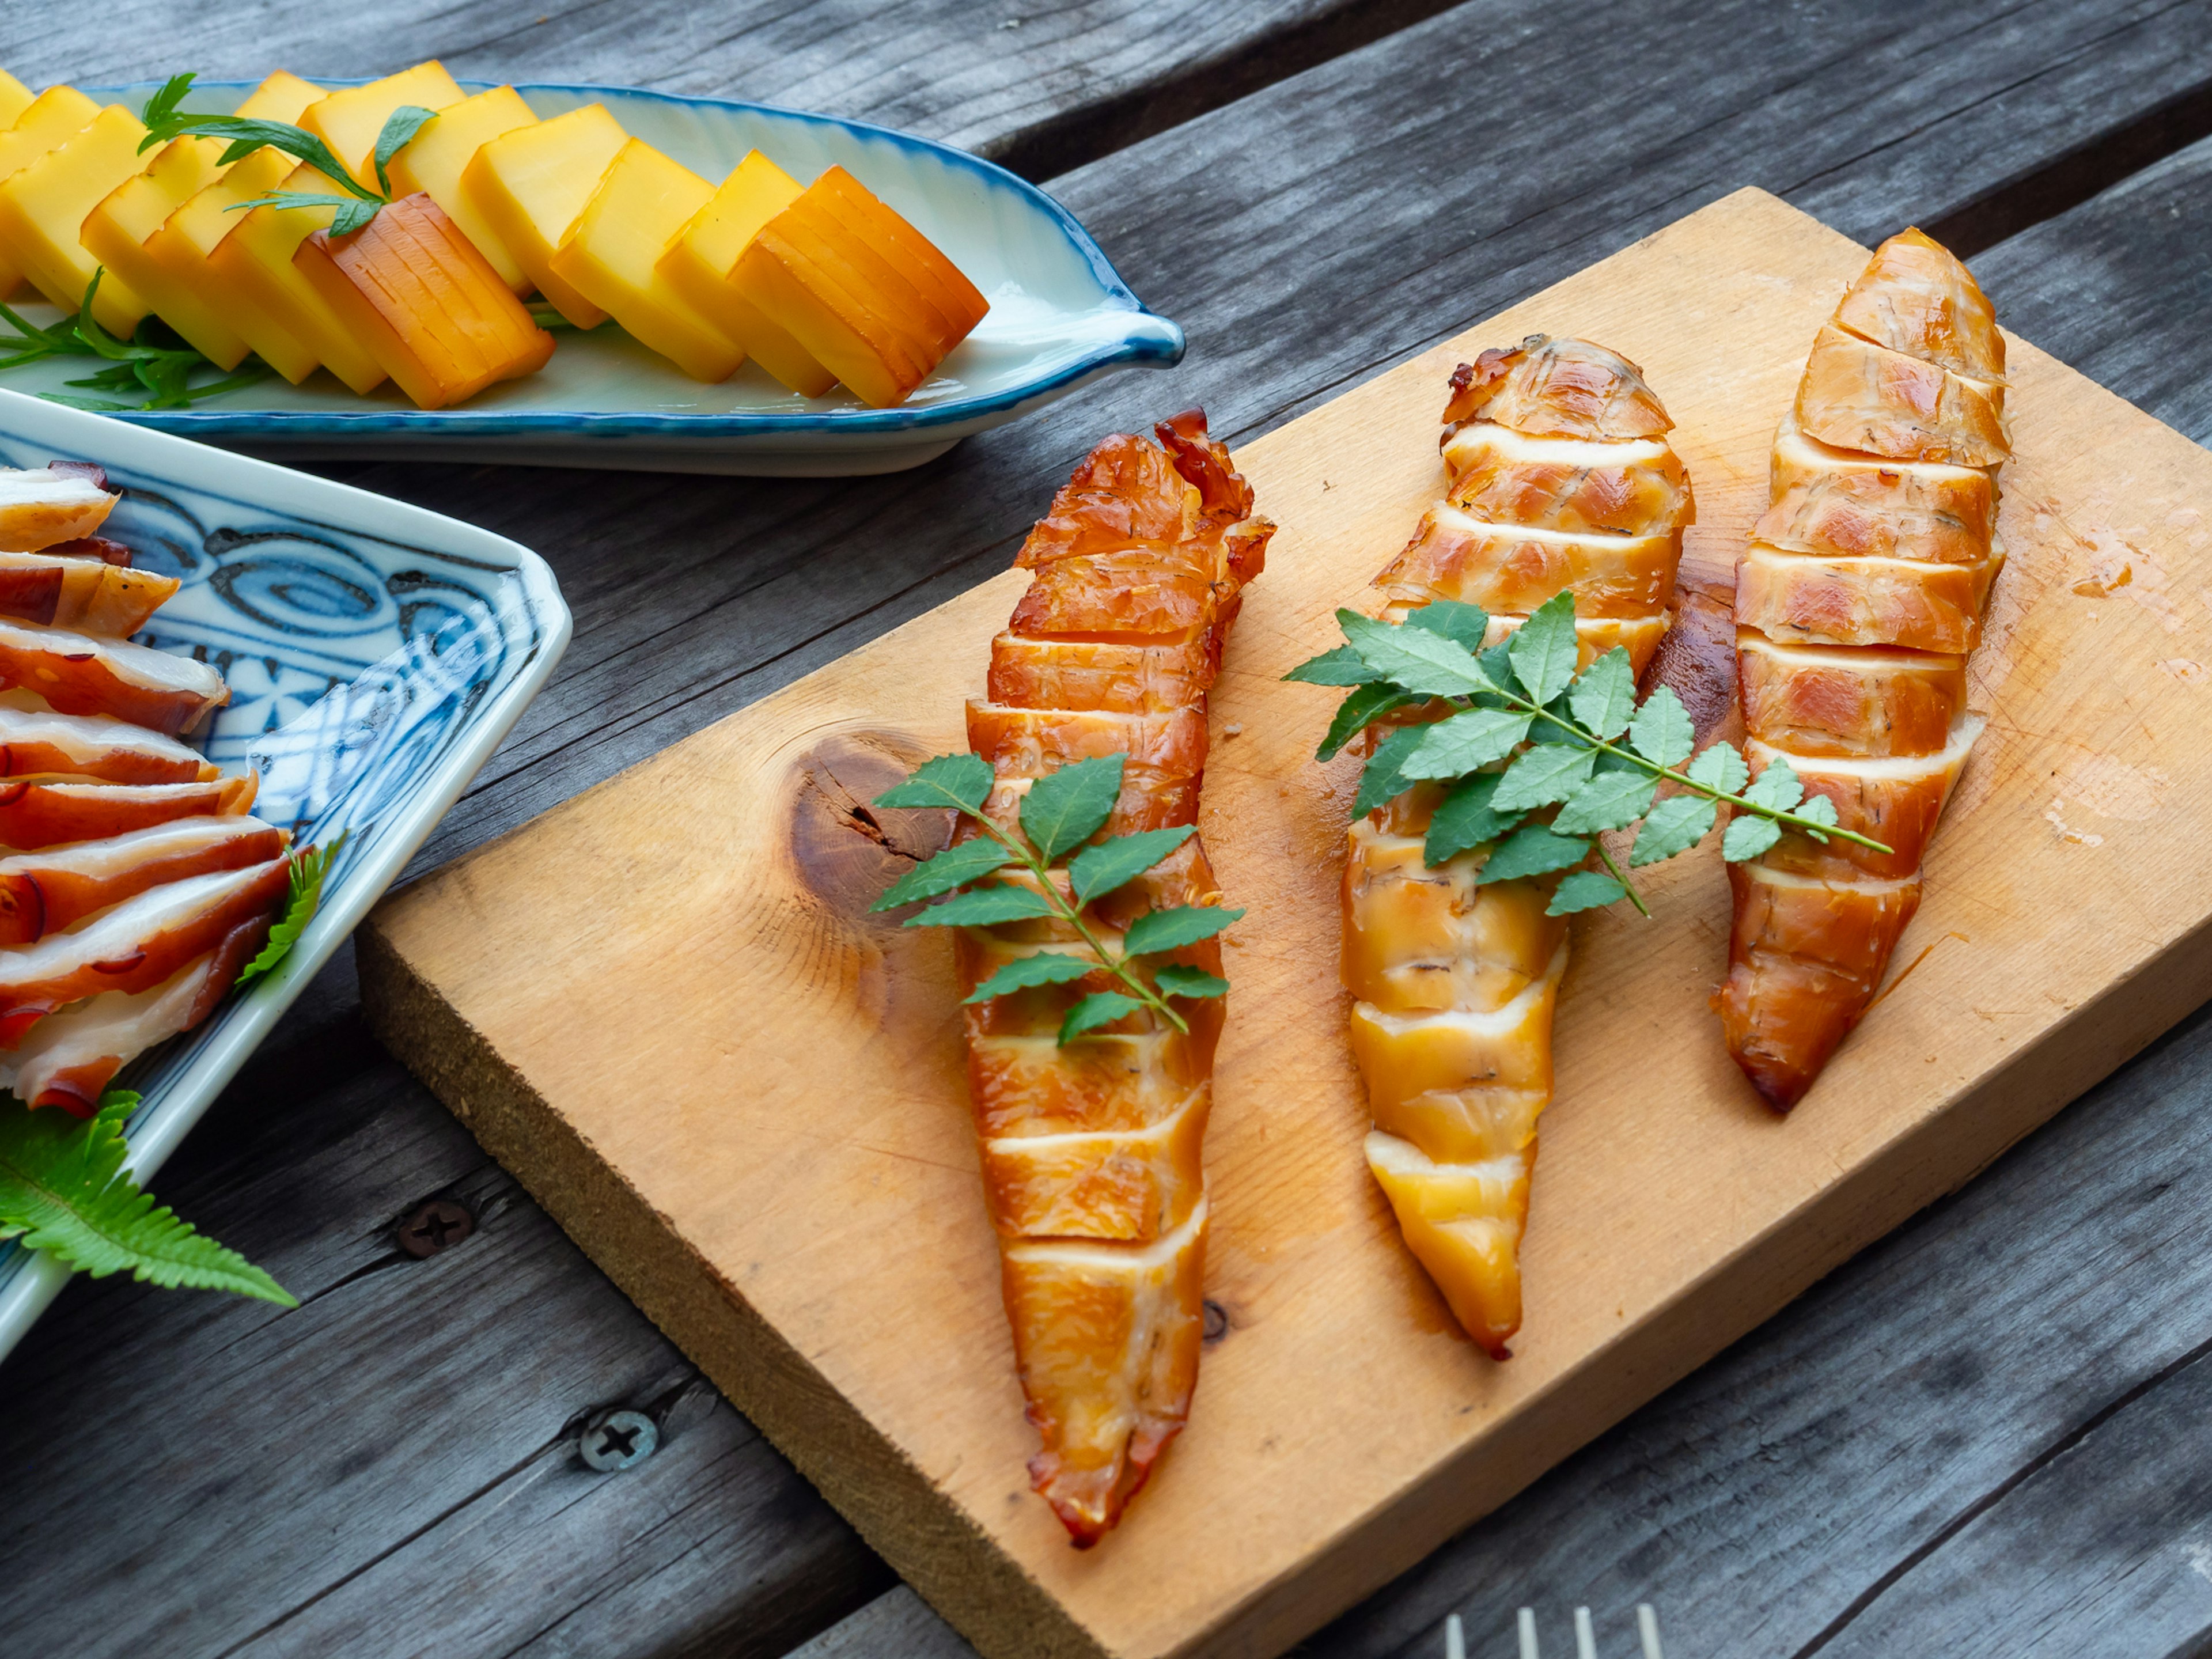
xmin=0 ymin=388 xmax=570 ymax=1361
xmin=0 ymin=81 xmax=1184 ymax=473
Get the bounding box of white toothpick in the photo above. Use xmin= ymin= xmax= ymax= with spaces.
xmin=1518 ymin=1607 xmax=1540 ymax=1659
xmin=1637 ymin=1603 xmax=1664 ymax=1659
xmin=1574 ymin=1606 xmax=1597 ymax=1659
xmin=1445 ymin=1612 xmax=1465 ymax=1659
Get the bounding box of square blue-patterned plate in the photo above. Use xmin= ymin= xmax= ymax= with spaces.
xmin=0 ymin=81 xmax=1183 ymax=476
xmin=0 ymin=386 xmax=570 ymax=1360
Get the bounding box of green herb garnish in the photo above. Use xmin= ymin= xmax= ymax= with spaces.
xmin=0 ymin=271 xmax=270 ymax=412
xmin=1290 ymin=593 xmax=1893 ymax=915
xmin=0 ymin=1089 xmax=296 ymax=1305
xmin=236 ymin=833 xmax=343 ymax=988
xmin=871 ymin=753 xmax=1238 ymax=1043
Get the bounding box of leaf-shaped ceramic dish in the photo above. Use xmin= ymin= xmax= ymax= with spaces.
xmin=0 ymin=81 xmax=1184 ymax=475
xmin=0 ymin=387 xmax=569 ymax=1361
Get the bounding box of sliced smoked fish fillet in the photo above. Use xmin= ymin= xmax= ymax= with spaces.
xmin=951 ymin=410 xmax=1270 ymax=1544
xmin=1344 ymin=338 xmax=1692 ymax=1355
xmin=0 ymin=816 xmax=289 ymax=945
xmin=0 ymin=619 xmax=229 ymax=734
xmin=0 ymin=705 xmax=217 ymax=785
xmin=1722 ymin=230 xmax=2009 ymax=1108
xmin=0 ymin=772 xmax=256 ymax=851
xmin=0 ymin=547 xmax=180 ymax=635
xmin=0 ymin=465 xmax=118 ymax=553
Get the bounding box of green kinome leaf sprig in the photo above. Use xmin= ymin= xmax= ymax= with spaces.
xmin=1287 ymin=592 xmax=1893 ymax=916
xmin=1 ymin=270 xmax=270 ymax=412
xmin=870 ymin=752 xmax=1239 ymax=1044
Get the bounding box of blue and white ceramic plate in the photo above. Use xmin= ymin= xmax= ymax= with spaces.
xmin=0 ymin=387 xmax=570 ymax=1361
xmin=0 ymin=81 xmax=1183 ymax=475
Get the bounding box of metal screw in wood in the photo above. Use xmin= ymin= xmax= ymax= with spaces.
xmin=1443 ymin=1604 xmax=1664 ymax=1657
xmin=580 ymin=1409 xmax=658 ymax=1472
xmin=394 ymin=1198 xmax=473 ymax=1258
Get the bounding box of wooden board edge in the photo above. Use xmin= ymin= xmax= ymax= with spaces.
xmin=353 ymin=921 xmax=1110 ymax=1659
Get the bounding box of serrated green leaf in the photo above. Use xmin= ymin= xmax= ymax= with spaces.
xmin=1402 ymin=600 xmax=1491 ymax=650
xmin=1509 ymin=591 xmax=1580 ymax=705
xmin=1152 ymin=964 xmax=1229 ymax=999
xmin=1628 ymin=794 xmax=1718 ymax=866
xmin=1627 ymin=684 xmax=1694 ymax=768
xmin=903 ymin=884 xmax=1056 ymax=927
xmin=1742 ymin=756 xmax=1805 ymax=814
xmin=1478 ymin=824 xmax=1591 ymax=885
xmin=874 ymin=752 xmax=994 ymax=815
xmin=1567 ymin=646 xmax=1638 ymax=738
xmin=1552 ymin=769 xmax=1658 ymax=835
xmin=1721 ymin=813 xmax=1783 ymax=862
xmin=1525 ymin=687 xmax=1585 ymax=744
xmin=1684 ymin=741 xmax=1749 ymax=797
xmin=0 ymin=1092 xmax=295 ymax=1305
xmin=1318 ymin=683 xmax=1411 ymax=762
xmin=1060 ymin=991 xmax=1142 ymax=1043
xmin=236 ymin=833 xmax=343 ymax=988
xmin=1069 ymin=825 xmax=1194 ymax=904
xmin=961 ymin=952 xmax=1097 ymax=1003
xmin=1492 ymin=744 xmax=1597 ymax=812
xmin=1353 ymin=724 xmax=1429 ymax=817
xmin=1794 ymin=793 xmax=1840 ymax=840
xmin=1021 ymin=753 xmax=1124 ymax=861
xmin=1399 ymin=708 xmax=1532 ymax=781
xmin=1423 ymin=772 xmax=1525 ymax=866
xmin=1283 ymin=645 xmax=1374 ymax=686
xmin=1478 ymin=641 xmax=1518 ymax=695
xmin=1547 ymin=870 xmax=1628 ymax=915
xmin=1340 ymin=609 xmax=1491 ymax=699
xmin=1123 ymin=904 xmax=1243 ymax=957
xmin=871 ymin=838 xmax=1017 ymax=911
xmin=372 ymin=105 xmax=440 ymax=196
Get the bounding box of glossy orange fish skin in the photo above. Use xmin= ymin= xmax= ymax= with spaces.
xmin=953 ymin=412 xmax=1271 ymax=1545
xmin=1723 ymin=230 xmax=2010 ymax=1109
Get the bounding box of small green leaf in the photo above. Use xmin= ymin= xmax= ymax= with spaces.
xmin=1123 ymin=904 xmax=1243 ymax=957
xmin=1478 ymin=641 xmax=1518 ymax=695
xmin=1283 ymin=645 xmax=1375 ymax=687
xmin=1152 ymin=964 xmax=1229 ymax=999
xmin=372 ymin=105 xmax=440 ymax=197
xmin=1627 ymin=685 xmax=1695 ymax=768
xmin=961 ymin=952 xmax=1097 ymax=1003
xmin=236 ymin=834 xmax=343 ymax=987
xmin=1402 ymin=600 xmax=1491 ymax=650
xmin=902 ymin=884 xmax=1056 ymax=927
xmin=1794 ymin=793 xmax=1840 ymax=840
xmin=1060 ymin=991 xmax=1142 ymax=1043
xmin=330 ymin=198 xmax=380 ymax=237
xmin=871 ymin=839 xmax=1017 ymax=911
xmin=1628 ymin=794 xmax=1718 ymax=866
xmin=1020 ymin=753 xmax=1124 ymax=861
xmin=1423 ymin=772 xmax=1525 ymax=866
xmin=1353 ymin=724 xmax=1429 ymax=817
xmin=155 ymin=115 xmax=382 ymax=200
xmin=1509 ymin=592 xmax=1580 ymax=706
xmin=1069 ymin=825 xmax=1194 ymax=904
xmin=1399 ymin=708 xmax=1532 ymax=781
xmin=874 ymin=752 xmax=994 ymax=815
xmin=1547 ymin=870 xmax=1629 ymax=915
xmin=1340 ymin=609 xmax=1491 ymax=699
xmin=1491 ymin=744 xmax=1597 ymax=812
xmin=1722 ymin=814 xmax=1783 ymax=862
xmin=0 ymin=1092 xmax=296 ymax=1305
xmin=1551 ymin=769 xmax=1658 ymax=835
xmin=1567 ymin=646 xmax=1637 ymax=739
xmin=1684 ymin=741 xmax=1749 ymax=797
xmin=1743 ymin=756 xmax=1805 ymax=814
xmin=139 ymin=73 xmax=198 ymax=135
xmin=1478 ymin=823 xmax=1592 ymax=885
xmin=1318 ymin=683 xmax=1411 ymax=762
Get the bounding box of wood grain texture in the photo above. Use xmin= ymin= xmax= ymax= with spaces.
xmin=359 ymin=189 xmax=2212 ymax=1659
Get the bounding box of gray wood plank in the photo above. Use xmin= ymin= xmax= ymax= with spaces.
xmin=9 ymin=0 xmax=1463 ymax=181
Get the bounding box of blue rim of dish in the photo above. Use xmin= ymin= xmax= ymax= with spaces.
xmin=76 ymin=79 xmax=1186 ymax=439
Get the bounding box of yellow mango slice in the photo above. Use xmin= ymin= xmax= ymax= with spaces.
xmin=382 ymin=85 xmax=537 ymax=294
xmin=296 ymin=193 xmax=554 ymax=408
xmin=659 ymin=151 xmax=836 ymax=396
xmin=0 ymin=86 xmax=100 ymax=300
xmin=459 ymin=104 xmax=626 ymax=328
xmin=548 ymin=139 xmax=745 ymax=381
xmin=207 ymin=164 xmax=385 ymax=394
xmin=82 ymin=71 xmax=323 ymax=368
xmin=297 ymin=61 xmax=465 ymax=190
xmin=0 ymin=104 xmax=154 ymax=335
xmin=146 ymin=139 xmax=319 ymax=381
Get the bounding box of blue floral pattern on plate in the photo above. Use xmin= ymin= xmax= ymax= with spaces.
xmin=0 ymin=388 xmax=570 ymax=1359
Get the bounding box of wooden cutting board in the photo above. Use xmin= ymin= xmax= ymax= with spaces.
xmin=358 ymin=187 xmax=2212 ymax=1659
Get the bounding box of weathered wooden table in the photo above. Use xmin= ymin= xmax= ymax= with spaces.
xmin=5 ymin=5 xmax=2210 ymax=1656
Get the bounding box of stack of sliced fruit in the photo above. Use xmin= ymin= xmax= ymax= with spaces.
xmin=0 ymin=463 xmax=306 ymax=1112
xmin=0 ymin=63 xmax=991 ymax=410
